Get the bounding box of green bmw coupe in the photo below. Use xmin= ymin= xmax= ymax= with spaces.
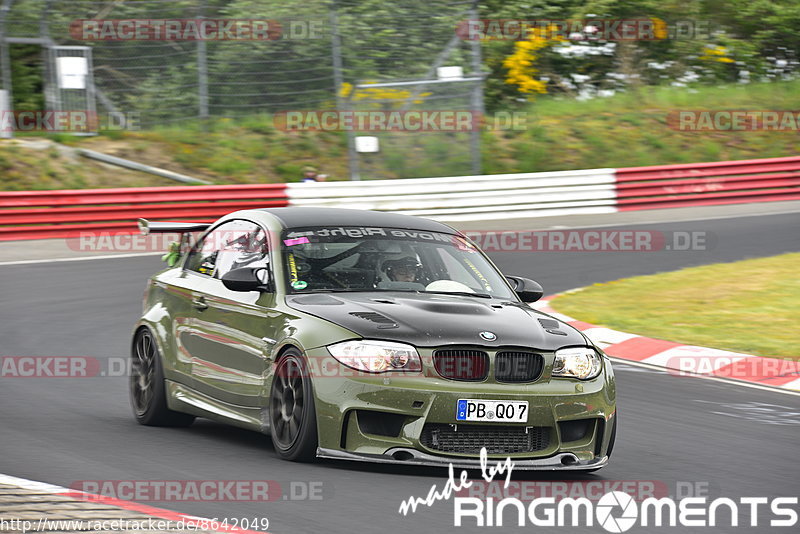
xmin=130 ymin=208 xmax=616 ymax=470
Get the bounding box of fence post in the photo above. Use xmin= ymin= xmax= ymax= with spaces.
xmin=197 ymin=0 xmax=209 ymax=124
xmin=330 ymin=0 xmax=359 ymax=181
xmin=0 ymin=0 xmax=13 ymax=138
xmin=469 ymin=0 xmax=483 ymax=175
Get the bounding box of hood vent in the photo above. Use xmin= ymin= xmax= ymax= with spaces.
xmin=349 ymin=311 xmax=398 ymax=329
xmin=538 ymin=317 xmax=567 ymax=336
xmin=538 ymin=318 xmax=559 ymax=329
xmin=370 ymin=298 xmax=397 ymax=304
xmin=290 ymin=294 xmax=344 ymax=305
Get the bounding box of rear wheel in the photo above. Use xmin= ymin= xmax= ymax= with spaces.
xmin=269 ymin=350 xmax=318 ymax=461
xmin=130 ymin=328 xmax=195 ymax=427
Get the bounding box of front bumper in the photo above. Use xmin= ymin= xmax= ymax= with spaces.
xmin=307 ymin=348 xmax=616 ymax=468
xmin=317 ymin=447 xmax=609 ymax=471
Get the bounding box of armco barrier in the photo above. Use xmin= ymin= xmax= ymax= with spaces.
xmin=615 ymin=156 xmax=800 ymax=210
xmin=287 ymin=168 xmax=619 ymax=222
xmin=0 ymin=184 xmax=288 ymax=240
xmin=1 ymin=156 xmax=798 ymax=240
xmin=287 ymin=156 xmax=800 ymax=221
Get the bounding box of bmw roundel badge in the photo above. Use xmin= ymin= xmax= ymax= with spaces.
xmin=479 ymin=331 xmax=497 ymax=342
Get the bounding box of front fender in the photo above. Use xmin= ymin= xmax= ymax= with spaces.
xmin=134 ymin=278 xmax=189 ymax=383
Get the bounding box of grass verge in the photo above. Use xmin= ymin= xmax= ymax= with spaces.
xmin=550 ymin=253 xmax=800 ymax=360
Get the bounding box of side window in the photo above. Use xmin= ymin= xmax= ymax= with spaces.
xmin=215 ymin=223 xmax=268 ymax=280
xmin=184 ymin=228 xmax=225 ymax=276
xmin=185 ymin=220 xmax=268 ymax=278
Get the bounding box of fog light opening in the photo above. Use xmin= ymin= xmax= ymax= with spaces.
xmin=561 ymin=455 xmax=577 ymax=466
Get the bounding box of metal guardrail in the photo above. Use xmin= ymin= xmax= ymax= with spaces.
xmin=77 ymin=149 xmax=212 ymax=185
xmin=615 ymin=156 xmax=800 ymax=210
xmin=289 ymin=156 xmax=800 ymax=221
xmin=1 ymin=156 xmax=798 ymax=240
xmin=287 ymin=168 xmax=618 ymax=222
xmin=0 ymin=184 xmax=289 ymax=240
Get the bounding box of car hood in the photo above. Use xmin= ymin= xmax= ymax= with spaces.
xmin=285 ymin=291 xmax=586 ymax=350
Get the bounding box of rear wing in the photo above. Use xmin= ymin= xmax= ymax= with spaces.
xmin=137 ymin=218 xmax=211 ymax=236
xmin=137 ymin=218 xmax=211 ymax=267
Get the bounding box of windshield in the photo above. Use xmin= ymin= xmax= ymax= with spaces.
xmin=282 ymin=226 xmax=515 ymax=299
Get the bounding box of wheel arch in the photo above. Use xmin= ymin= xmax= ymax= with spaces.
xmin=274 ymin=342 xmax=303 ymax=362
xmin=132 ymin=319 xmax=175 ymax=377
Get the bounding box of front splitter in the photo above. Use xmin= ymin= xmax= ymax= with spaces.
xmin=317 ymin=447 xmax=608 ymax=471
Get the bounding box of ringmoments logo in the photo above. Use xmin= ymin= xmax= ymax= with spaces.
xmin=596 ymin=492 xmax=637 ymax=532
xmin=398 ymin=450 xmax=799 ymax=530
xmin=455 ymin=491 xmax=799 ymax=529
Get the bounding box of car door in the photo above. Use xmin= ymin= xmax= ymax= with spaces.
xmin=179 ymin=219 xmax=278 ymax=408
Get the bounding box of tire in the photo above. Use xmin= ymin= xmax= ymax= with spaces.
xmin=269 ymin=349 xmax=318 ymax=462
xmin=130 ymin=328 xmax=195 ymax=427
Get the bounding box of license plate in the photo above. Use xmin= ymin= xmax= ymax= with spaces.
xmin=456 ymin=399 xmax=528 ymax=423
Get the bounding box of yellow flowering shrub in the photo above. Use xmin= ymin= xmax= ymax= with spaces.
xmin=503 ymin=26 xmax=564 ymax=95
xmin=700 ymin=45 xmax=735 ymax=64
xmin=338 ymin=82 xmax=432 ymax=107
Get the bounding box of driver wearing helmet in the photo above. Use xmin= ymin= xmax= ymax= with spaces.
xmin=381 ymin=254 xmax=422 ymax=283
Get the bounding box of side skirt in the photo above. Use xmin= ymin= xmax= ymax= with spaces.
xmin=165 ymin=380 xmax=269 ymax=434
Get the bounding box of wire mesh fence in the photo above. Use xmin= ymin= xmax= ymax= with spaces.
xmin=0 ymin=0 xmax=483 ymax=178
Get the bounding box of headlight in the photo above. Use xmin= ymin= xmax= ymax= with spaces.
xmin=553 ymin=347 xmax=602 ymax=380
xmin=327 ymin=340 xmax=422 ymax=373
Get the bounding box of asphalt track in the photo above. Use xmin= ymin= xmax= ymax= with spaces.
xmin=1 ymin=210 xmax=799 ymax=533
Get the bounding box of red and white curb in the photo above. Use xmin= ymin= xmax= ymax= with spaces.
xmin=0 ymin=473 xmax=266 ymax=534
xmin=533 ymin=294 xmax=800 ymax=393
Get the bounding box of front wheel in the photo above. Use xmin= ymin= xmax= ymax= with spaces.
xmin=269 ymin=350 xmax=318 ymax=461
xmin=130 ymin=328 xmax=195 ymax=427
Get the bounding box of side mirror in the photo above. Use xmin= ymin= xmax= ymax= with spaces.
xmin=221 ymin=267 xmax=271 ymax=292
xmin=506 ymin=276 xmax=543 ymax=303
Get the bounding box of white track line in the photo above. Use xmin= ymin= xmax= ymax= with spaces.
xmin=609 ymin=357 xmax=800 ymax=397
xmin=0 ymin=473 xmax=67 ymax=493
xmin=535 ymin=208 xmax=800 ymax=230
xmin=0 ymin=252 xmax=163 ymax=266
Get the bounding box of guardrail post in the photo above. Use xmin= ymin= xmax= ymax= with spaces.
xmin=0 ymin=89 xmax=10 ymax=138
